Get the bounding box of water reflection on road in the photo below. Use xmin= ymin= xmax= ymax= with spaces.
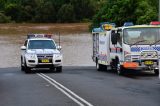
xmin=0 ymin=33 xmax=94 ymax=68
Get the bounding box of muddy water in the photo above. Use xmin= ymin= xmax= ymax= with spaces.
xmin=0 ymin=24 xmax=94 ymax=68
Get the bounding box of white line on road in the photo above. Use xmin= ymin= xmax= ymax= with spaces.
xmin=37 ymin=73 xmax=93 ymax=106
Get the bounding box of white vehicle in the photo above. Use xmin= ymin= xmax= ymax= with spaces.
xmin=21 ymin=34 xmax=63 ymax=73
xmin=92 ymin=23 xmax=160 ymax=75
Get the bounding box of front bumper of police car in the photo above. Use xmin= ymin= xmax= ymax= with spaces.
xmin=25 ymin=53 xmax=62 ymax=68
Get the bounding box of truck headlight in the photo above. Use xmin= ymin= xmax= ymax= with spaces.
xmin=141 ymin=53 xmax=147 ymax=58
xmin=151 ymin=52 xmax=157 ymax=58
xmin=25 ymin=53 xmax=36 ymax=59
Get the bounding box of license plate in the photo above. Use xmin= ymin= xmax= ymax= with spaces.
xmin=41 ymin=59 xmax=49 ymax=63
xmin=144 ymin=61 xmax=153 ymax=65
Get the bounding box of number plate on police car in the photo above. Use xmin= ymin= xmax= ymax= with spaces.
xmin=41 ymin=59 xmax=49 ymax=63
xmin=144 ymin=61 xmax=153 ymax=65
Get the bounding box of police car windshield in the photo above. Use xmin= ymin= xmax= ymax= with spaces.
xmin=123 ymin=27 xmax=160 ymax=45
xmin=28 ymin=40 xmax=56 ymax=49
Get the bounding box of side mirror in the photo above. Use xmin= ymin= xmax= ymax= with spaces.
xmin=57 ymin=46 xmax=62 ymax=50
xmin=21 ymin=46 xmax=26 ymax=50
xmin=111 ymin=33 xmax=118 ymax=45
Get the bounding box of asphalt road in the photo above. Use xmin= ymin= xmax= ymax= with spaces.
xmin=0 ymin=66 xmax=159 ymax=106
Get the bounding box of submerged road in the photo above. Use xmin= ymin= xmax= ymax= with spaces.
xmin=0 ymin=66 xmax=159 ymax=106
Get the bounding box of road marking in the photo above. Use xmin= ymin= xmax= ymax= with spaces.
xmin=37 ymin=73 xmax=93 ymax=106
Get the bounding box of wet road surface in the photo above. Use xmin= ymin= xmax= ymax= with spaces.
xmin=0 ymin=66 xmax=159 ymax=106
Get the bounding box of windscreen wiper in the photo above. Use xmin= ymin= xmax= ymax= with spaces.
xmin=151 ymin=39 xmax=160 ymax=45
xmin=130 ymin=40 xmax=147 ymax=47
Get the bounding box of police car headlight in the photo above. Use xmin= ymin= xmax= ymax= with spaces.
xmin=54 ymin=54 xmax=62 ymax=58
xmin=26 ymin=53 xmax=36 ymax=59
xmin=124 ymin=55 xmax=131 ymax=61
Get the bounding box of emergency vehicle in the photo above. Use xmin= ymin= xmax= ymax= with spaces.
xmin=21 ymin=34 xmax=63 ymax=73
xmin=92 ymin=23 xmax=160 ymax=75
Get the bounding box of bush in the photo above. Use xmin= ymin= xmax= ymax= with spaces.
xmin=0 ymin=12 xmax=11 ymax=23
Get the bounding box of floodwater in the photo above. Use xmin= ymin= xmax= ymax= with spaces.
xmin=0 ymin=23 xmax=94 ymax=68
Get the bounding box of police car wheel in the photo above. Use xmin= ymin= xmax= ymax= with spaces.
xmin=154 ymin=69 xmax=159 ymax=76
xmin=21 ymin=59 xmax=25 ymax=71
xmin=56 ymin=66 xmax=62 ymax=73
xmin=24 ymin=61 xmax=31 ymax=73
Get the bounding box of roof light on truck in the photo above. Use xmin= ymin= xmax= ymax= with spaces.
xmin=150 ymin=21 xmax=160 ymax=25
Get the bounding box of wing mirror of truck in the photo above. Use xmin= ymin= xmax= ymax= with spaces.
xmin=21 ymin=46 xmax=26 ymax=50
xmin=57 ymin=46 xmax=62 ymax=50
xmin=111 ymin=33 xmax=118 ymax=45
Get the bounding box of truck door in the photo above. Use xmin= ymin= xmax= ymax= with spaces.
xmin=93 ymin=33 xmax=99 ymax=61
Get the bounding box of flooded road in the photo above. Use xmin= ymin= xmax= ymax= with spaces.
xmin=0 ymin=23 xmax=94 ymax=68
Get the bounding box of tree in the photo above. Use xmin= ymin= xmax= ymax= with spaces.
xmin=91 ymin=0 xmax=158 ymax=27
xmin=0 ymin=12 xmax=11 ymax=23
xmin=34 ymin=1 xmax=56 ymax=22
xmin=5 ymin=3 xmax=22 ymax=22
xmin=57 ymin=4 xmax=75 ymax=22
xmin=71 ymin=0 xmax=96 ymax=21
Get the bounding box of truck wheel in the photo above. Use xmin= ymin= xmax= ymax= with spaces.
xmin=117 ymin=65 xmax=124 ymax=75
xmin=96 ymin=59 xmax=102 ymax=71
xmin=154 ymin=69 xmax=159 ymax=76
xmin=56 ymin=66 xmax=62 ymax=73
xmin=115 ymin=58 xmax=124 ymax=75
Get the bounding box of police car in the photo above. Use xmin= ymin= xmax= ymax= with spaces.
xmin=21 ymin=34 xmax=63 ymax=73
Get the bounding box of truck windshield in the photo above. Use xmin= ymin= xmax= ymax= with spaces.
xmin=123 ymin=27 xmax=160 ymax=45
xmin=28 ymin=40 xmax=56 ymax=49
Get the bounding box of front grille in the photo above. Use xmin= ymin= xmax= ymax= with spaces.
xmin=37 ymin=54 xmax=53 ymax=58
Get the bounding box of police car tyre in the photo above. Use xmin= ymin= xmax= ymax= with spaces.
xmin=21 ymin=58 xmax=25 ymax=71
xmin=154 ymin=69 xmax=159 ymax=76
xmin=24 ymin=67 xmax=31 ymax=73
xmin=56 ymin=66 xmax=62 ymax=73
xmin=24 ymin=61 xmax=31 ymax=73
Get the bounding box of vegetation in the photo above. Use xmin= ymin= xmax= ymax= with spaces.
xmin=0 ymin=0 xmax=159 ymax=26
xmin=0 ymin=0 xmax=96 ymax=23
xmin=92 ymin=0 xmax=158 ymax=27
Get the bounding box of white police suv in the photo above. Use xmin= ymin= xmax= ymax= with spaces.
xmin=21 ymin=34 xmax=63 ymax=73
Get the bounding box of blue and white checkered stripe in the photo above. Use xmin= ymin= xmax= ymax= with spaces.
xmin=131 ymin=46 xmax=160 ymax=52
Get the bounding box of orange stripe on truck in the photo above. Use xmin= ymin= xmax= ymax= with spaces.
xmin=123 ymin=62 xmax=139 ymax=69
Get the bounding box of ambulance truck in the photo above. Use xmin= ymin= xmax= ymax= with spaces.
xmin=92 ymin=23 xmax=160 ymax=75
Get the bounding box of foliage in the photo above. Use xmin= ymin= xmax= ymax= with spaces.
xmin=57 ymin=4 xmax=75 ymax=22
xmin=0 ymin=0 xmax=158 ymax=24
xmin=0 ymin=0 xmax=96 ymax=23
xmin=92 ymin=0 xmax=159 ymax=28
xmin=0 ymin=12 xmax=11 ymax=23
